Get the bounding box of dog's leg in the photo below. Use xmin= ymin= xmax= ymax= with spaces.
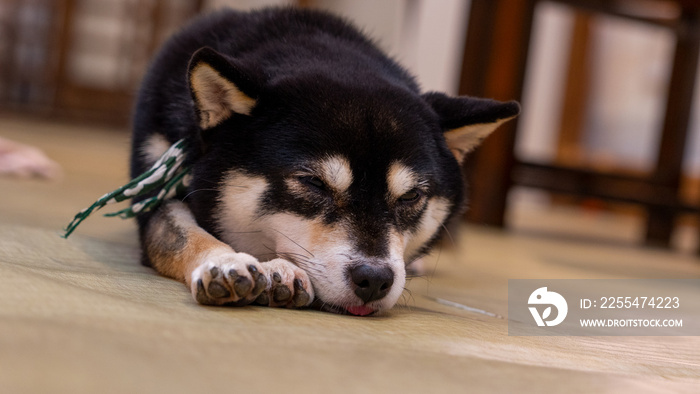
xmin=142 ymin=200 xmax=314 ymax=307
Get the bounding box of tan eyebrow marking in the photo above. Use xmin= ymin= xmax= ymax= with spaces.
xmin=387 ymin=161 xmax=421 ymax=198
xmin=316 ymin=155 xmax=353 ymax=194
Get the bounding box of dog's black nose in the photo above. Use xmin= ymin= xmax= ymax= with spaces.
xmin=350 ymin=264 xmax=394 ymax=303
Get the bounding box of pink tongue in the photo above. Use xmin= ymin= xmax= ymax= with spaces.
xmin=346 ymin=305 xmax=375 ymax=316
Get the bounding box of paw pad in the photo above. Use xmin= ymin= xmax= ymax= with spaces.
xmin=190 ymin=252 xmax=268 ymax=306
xmin=253 ymin=259 xmax=315 ymax=309
xmin=190 ymin=255 xmax=312 ymax=309
xmin=229 ymin=269 xmax=252 ymax=297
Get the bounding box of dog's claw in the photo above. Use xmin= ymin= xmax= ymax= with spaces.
xmin=292 ymin=278 xmax=311 ymax=307
xmin=272 ymin=272 xmax=282 ymax=283
xmin=250 ymin=266 xmax=267 ymax=297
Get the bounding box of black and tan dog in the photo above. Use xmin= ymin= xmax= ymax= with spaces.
xmin=131 ymin=7 xmax=518 ymax=316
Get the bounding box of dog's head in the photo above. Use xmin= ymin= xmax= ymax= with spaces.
xmin=185 ymin=47 xmax=519 ymax=315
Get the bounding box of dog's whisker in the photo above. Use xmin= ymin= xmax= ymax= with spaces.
xmin=427 ymin=243 xmax=445 ymax=285
xmin=281 ymin=259 xmax=325 ymax=275
xmin=440 ymin=223 xmax=456 ymax=249
xmin=404 ymin=287 xmax=415 ymax=304
xmin=290 ymin=260 xmax=324 ymax=275
xmin=400 ymin=287 xmax=416 ymax=310
xmin=271 ymin=228 xmax=314 ymax=258
xmin=259 ymin=246 xmax=313 ymax=263
xmin=277 ymin=251 xmax=313 ymax=260
xmin=195 ymin=177 xmax=222 ymax=185
xmin=225 ymin=185 xmax=251 ymax=189
xmin=261 ymin=244 xmax=285 ymax=259
xmin=258 ymin=248 xmax=325 ymax=276
xmin=181 ymin=188 xmax=219 ymax=201
xmin=405 ymin=271 xmax=423 ymax=279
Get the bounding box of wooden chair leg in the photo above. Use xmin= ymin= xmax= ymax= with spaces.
xmin=645 ymin=11 xmax=700 ymax=248
xmin=460 ymin=0 xmax=537 ymax=226
xmin=556 ymin=11 xmax=593 ymax=166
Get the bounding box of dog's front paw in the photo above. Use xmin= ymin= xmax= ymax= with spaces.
xmin=254 ymin=258 xmax=314 ymax=308
xmin=191 ymin=251 xmax=268 ymax=306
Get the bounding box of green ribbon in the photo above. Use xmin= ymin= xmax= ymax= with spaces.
xmin=63 ymin=138 xmax=190 ymax=238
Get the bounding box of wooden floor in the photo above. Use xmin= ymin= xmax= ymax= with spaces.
xmin=1 ymin=115 xmax=699 ymax=393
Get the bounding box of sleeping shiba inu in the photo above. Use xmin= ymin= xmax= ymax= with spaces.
xmin=131 ymin=7 xmax=518 ymax=316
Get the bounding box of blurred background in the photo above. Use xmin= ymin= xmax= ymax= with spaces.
xmin=1 ymin=0 xmax=699 ymax=253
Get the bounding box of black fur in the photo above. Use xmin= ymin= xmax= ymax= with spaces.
xmin=131 ymin=7 xmax=518 ymax=266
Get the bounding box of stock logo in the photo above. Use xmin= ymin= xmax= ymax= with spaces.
xmin=528 ymin=287 xmax=568 ymax=327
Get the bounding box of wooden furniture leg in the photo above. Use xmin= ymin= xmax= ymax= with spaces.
xmin=645 ymin=9 xmax=700 ymax=247
xmin=460 ymin=0 xmax=537 ymax=226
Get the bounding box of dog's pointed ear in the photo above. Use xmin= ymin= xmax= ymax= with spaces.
xmin=188 ymin=47 xmax=260 ymax=129
xmin=423 ymin=92 xmax=520 ymax=163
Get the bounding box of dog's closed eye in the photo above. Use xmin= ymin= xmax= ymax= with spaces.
xmin=299 ymin=175 xmax=327 ymax=192
xmin=397 ymin=188 xmax=422 ymax=204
